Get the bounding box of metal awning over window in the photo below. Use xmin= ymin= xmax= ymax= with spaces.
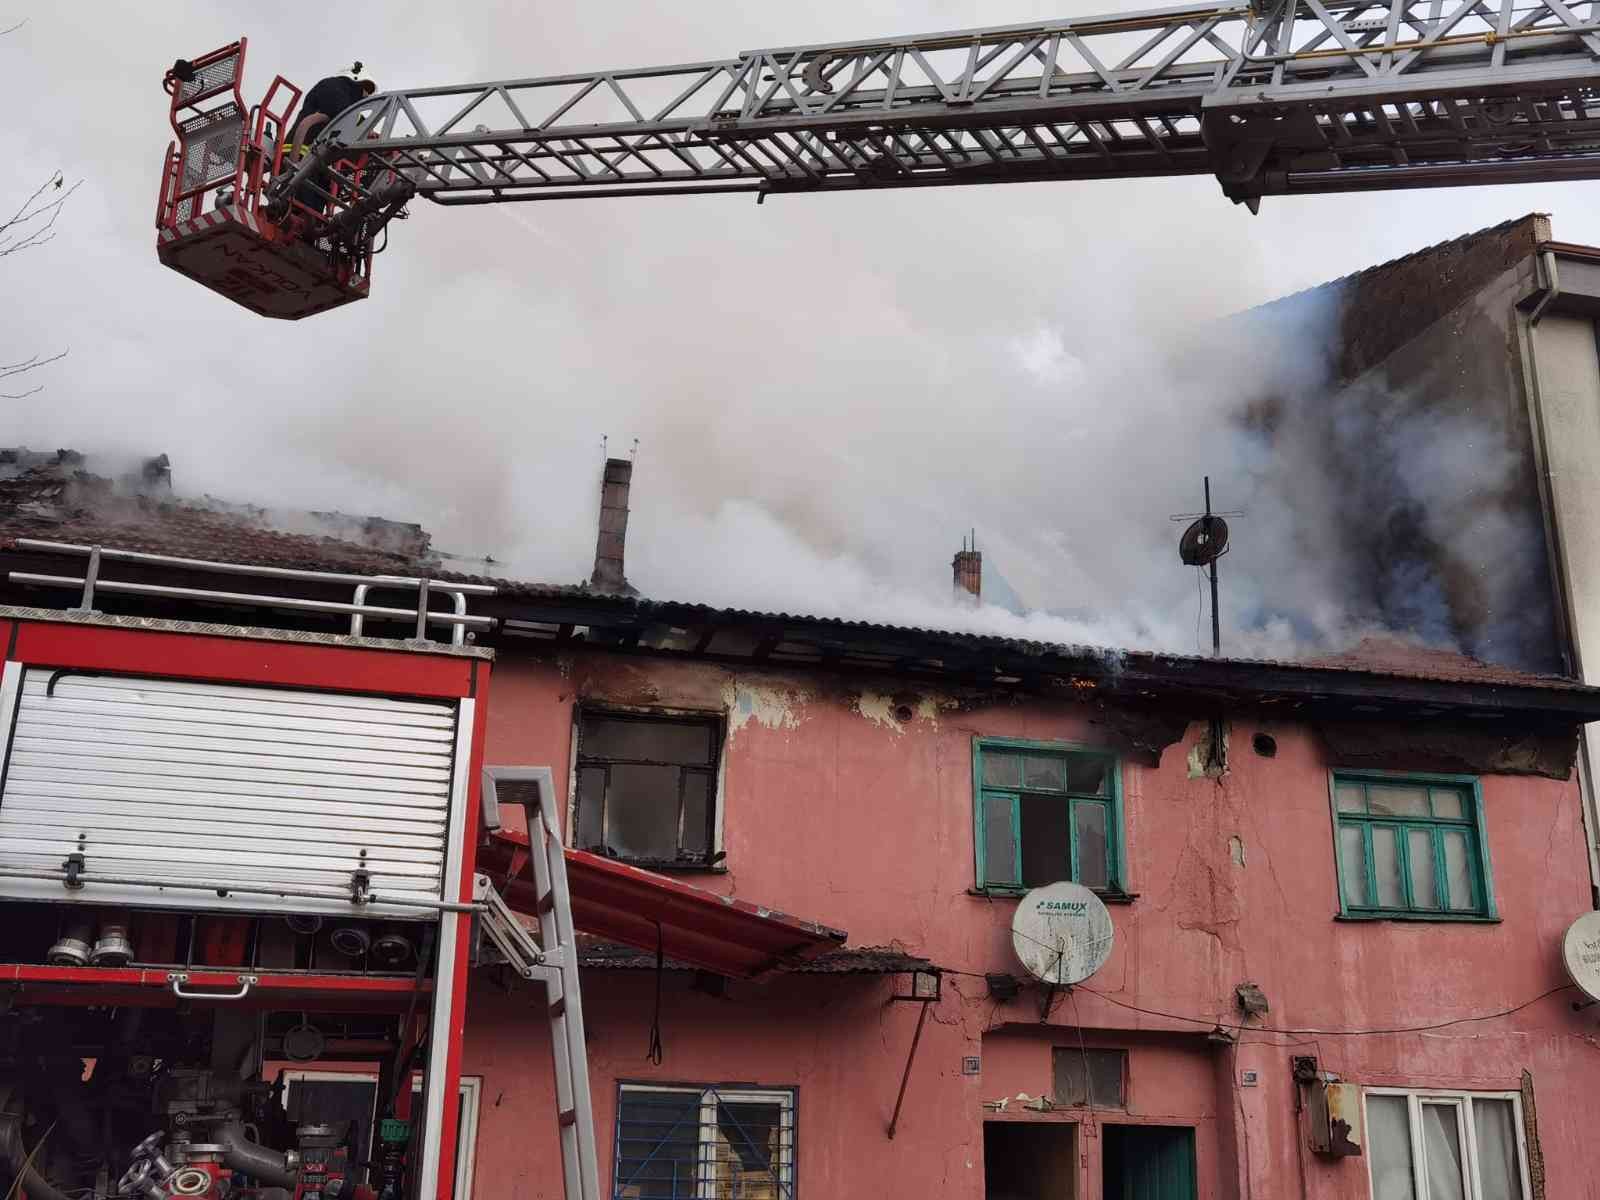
xmin=479 ymin=830 xmax=844 ymax=979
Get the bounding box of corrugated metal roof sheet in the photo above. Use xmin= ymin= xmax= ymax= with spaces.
xmin=4 ymin=461 xmax=1596 ymax=700
xmin=480 ymin=832 xmax=845 ymax=979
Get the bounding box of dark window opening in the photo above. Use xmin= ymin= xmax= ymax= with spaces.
xmin=983 ymin=1121 xmax=1076 ymax=1200
xmin=717 ymin=1101 xmax=780 ymax=1172
xmin=975 ymin=741 xmax=1119 ymax=893
xmin=575 ymin=710 xmax=721 ymax=867
xmin=1053 ymin=1047 xmax=1127 ymax=1108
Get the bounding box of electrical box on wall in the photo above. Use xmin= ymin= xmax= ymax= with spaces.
xmin=1307 ymin=1081 xmax=1364 ymax=1157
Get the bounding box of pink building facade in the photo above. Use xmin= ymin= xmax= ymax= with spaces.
xmin=5 ymin=444 xmax=1599 ymax=1200
xmin=455 ymin=629 xmax=1600 ymax=1200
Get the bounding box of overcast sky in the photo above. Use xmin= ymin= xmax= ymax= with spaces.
xmin=2 ymin=2 xmax=1594 ymax=657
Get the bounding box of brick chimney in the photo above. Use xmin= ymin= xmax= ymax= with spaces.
xmin=590 ymin=457 xmax=638 ymax=595
xmin=952 ymin=531 xmax=981 ymax=603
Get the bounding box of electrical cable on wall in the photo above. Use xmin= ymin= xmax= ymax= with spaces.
xmin=646 ymin=921 xmax=664 ymax=1066
xmin=946 ymin=924 xmax=1575 ymax=1039
xmin=1069 ymin=990 xmax=1095 ymax=1125
xmin=1077 ymin=982 xmax=1576 ymax=1037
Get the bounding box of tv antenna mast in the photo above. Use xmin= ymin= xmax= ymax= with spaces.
xmin=1171 ymin=477 xmax=1243 ymax=657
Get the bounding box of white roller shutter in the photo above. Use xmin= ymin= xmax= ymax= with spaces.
xmin=0 ymin=668 xmax=459 ymax=918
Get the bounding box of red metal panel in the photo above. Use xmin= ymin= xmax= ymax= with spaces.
xmin=156 ymin=210 xmax=370 ymax=320
xmin=481 ymin=832 xmax=846 ymax=979
xmin=10 ymin=621 xmax=473 ymax=697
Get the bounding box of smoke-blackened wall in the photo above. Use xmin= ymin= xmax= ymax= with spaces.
xmin=1232 ymin=215 xmax=1560 ymax=672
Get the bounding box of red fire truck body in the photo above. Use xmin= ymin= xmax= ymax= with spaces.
xmin=0 ymin=538 xmax=843 ymax=1200
xmin=0 ymin=606 xmax=488 ymax=1200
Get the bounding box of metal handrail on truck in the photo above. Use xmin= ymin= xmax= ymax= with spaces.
xmin=7 ymin=538 xmax=496 ymax=646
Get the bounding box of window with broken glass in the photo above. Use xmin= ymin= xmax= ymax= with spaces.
xmin=1332 ymin=773 xmax=1494 ymax=920
xmin=574 ymin=710 xmax=721 ymax=867
xmin=613 ymin=1083 xmax=796 ymax=1200
xmin=1364 ymin=1089 xmax=1530 ymax=1200
xmin=973 ymin=738 xmax=1122 ymax=894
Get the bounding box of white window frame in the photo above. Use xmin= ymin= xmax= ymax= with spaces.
xmin=280 ymin=1071 xmax=482 ymax=1199
xmin=616 ymin=1082 xmax=796 ymax=1199
xmin=413 ymin=1074 xmax=483 ymax=1199
xmin=1362 ymin=1087 xmax=1533 ymax=1200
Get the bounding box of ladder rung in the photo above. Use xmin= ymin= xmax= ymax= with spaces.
xmin=558 ymin=1108 xmax=577 ymax=1127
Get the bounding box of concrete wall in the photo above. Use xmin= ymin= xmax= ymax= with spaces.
xmin=1522 ymin=299 xmax=1600 ymax=893
xmin=448 ymin=648 xmax=1600 ymax=1199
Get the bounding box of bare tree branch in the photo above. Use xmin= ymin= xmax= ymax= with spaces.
xmin=0 ymin=173 xmax=80 ymax=257
xmin=1 ymin=349 xmax=68 ymax=380
xmin=0 ymin=22 xmax=72 ymax=398
xmin=0 ymin=349 xmax=68 ymax=396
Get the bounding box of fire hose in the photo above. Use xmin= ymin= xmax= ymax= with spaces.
xmin=0 ymin=1115 xmax=76 ymax=1200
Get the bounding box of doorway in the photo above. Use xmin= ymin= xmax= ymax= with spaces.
xmin=1103 ymin=1125 xmax=1196 ymax=1200
xmin=984 ymin=1121 xmax=1076 ymax=1200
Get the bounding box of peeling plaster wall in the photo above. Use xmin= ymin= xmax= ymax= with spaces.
xmin=471 ymin=647 xmax=1600 ymax=1200
xmin=464 ymin=973 xmax=980 ymax=1199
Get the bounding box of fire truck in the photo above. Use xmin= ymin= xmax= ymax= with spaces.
xmin=156 ymin=3 xmax=1600 ymax=318
xmin=0 ymin=542 xmax=840 ymax=1200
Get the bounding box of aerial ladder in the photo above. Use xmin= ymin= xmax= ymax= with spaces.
xmin=157 ymin=1 xmax=1600 ymax=317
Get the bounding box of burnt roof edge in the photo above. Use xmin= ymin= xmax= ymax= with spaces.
xmin=6 ymin=543 xmax=1597 ymax=726
xmin=483 ymin=591 xmax=1600 ymax=725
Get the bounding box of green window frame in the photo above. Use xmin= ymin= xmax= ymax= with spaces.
xmin=1330 ymin=771 xmax=1497 ymax=921
xmin=972 ymin=737 xmax=1124 ymax=895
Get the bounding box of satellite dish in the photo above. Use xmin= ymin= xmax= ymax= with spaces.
xmin=1011 ymin=881 xmax=1115 ymax=986
xmin=1179 ymin=515 xmax=1230 ymax=566
xmin=1562 ymin=910 xmax=1600 ymax=1003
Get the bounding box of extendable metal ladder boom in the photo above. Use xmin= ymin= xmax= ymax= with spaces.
xmin=289 ymin=0 xmax=1600 ymax=221
xmin=473 ymin=771 xmax=601 ymax=1200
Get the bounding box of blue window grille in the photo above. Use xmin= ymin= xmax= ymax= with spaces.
xmin=613 ymin=1083 xmax=796 ymax=1199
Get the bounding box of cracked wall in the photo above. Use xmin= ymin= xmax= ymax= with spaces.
xmin=473 ymin=646 xmax=1599 ymax=1200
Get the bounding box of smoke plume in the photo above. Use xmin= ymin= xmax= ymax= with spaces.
xmin=0 ymin=3 xmax=1575 ymax=672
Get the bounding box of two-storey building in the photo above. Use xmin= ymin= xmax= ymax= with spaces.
xmin=5 ymin=463 xmax=1600 ymax=1200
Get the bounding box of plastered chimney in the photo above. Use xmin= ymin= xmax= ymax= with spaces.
xmin=590 ymin=458 xmax=638 ymax=595
xmin=953 ymin=532 xmax=981 ymax=603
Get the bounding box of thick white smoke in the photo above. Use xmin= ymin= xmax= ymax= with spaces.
xmin=0 ymin=3 xmax=1577 ymax=669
